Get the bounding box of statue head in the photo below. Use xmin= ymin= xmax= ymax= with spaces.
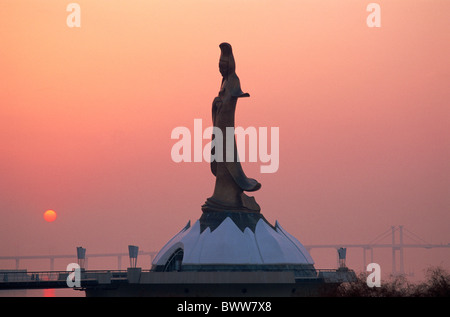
xmin=219 ymin=42 xmax=236 ymax=79
xmin=218 ymin=43 xmax=249 ymax=98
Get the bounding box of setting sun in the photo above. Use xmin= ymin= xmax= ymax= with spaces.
xmin=43 ymin=209 xmax=57 ymax=222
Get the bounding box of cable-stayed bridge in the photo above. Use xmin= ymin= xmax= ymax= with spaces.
xmin=304 ymin=225 xmax=450 ymax=275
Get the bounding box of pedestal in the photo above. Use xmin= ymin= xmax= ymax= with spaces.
xmin=152 ymin=210 xmax=315 ymax=277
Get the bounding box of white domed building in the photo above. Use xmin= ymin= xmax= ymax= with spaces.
xmin=152 ymin=212 xmax=316 ymax=278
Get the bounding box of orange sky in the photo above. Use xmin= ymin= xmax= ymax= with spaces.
xmin=1 ymin=0 xmax=449 ymax=281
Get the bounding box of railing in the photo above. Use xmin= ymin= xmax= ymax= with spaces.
xmin=2 ymin=268 xmax=348 ymax=281
xmin=0 ymin=268 xmax=358 ymax=290
xmin=1 ymin=270 xmax=67 ymax=283
xmin=0 ymin=269 xmax=136 ymax=281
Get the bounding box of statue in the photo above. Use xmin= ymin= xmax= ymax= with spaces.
xmin=150 ymin=43 xmax=318 ymax=282
xmin=202 ymin=43 xmax=261 ymax=214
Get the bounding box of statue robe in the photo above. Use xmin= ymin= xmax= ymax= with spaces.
xmin=207 ymin=43 xmax=261 ymax=211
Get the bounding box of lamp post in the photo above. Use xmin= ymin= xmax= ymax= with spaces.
xmin=127 ymin=245 xmax=141 ymax=283
xmin=338 ymin=247 xmax=347 ymax=269
xmin=76 ymin=247 xmax=86 ymax=269
xmin=128 ymin=245 xmax=139 ymax=268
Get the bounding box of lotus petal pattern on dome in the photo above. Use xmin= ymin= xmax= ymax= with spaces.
xmin=152 ymin=217 xmax=314 ymax=267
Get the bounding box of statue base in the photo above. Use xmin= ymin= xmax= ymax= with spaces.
xmin=151 ymin=209 xmax=315 ymax=275
xmin=201 ymin=193 xmax=261 ymax=213
xmin=199 ymin=209 xmax=269 ymax=233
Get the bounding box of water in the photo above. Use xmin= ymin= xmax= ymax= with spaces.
xmin=0 ymin=288 xmax=84 ymax=297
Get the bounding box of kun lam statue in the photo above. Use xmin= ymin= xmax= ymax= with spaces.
xmin=202 ymin=43 xmax=261 ymax=214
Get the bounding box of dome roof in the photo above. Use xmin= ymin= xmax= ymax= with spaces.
xmin=152 ymin=217 xmax=314 ymax=267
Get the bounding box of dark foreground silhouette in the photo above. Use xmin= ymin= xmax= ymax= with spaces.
xmin=331 ymin=266 xmax=450 ymax=297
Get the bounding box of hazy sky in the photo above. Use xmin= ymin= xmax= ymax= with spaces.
xmin=1 ymin=0 xmax=449 ymax=280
